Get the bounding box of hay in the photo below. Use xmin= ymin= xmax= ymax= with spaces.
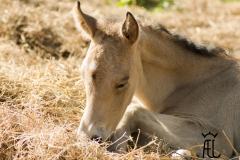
xmin=0 ymin=0 xmax=240 ymax=159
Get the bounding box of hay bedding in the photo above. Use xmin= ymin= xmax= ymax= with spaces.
xmin=0 ymin=0 xmax=240 ymax=159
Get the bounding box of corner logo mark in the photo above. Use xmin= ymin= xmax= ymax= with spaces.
xmin=202 ymin=132 xmax=221 ymax=158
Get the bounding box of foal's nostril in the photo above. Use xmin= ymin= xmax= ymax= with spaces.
xmin=91 ymin=135 xmax=102 ymax=142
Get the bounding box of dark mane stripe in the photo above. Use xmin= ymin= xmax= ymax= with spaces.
xmin=147 ymin=21 xmax=227 ymax=57
xmin=171 ymin=33 xmax=226 ymax=57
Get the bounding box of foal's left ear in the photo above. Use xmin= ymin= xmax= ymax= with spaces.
xmin=72 ymin=1 xmax=97 ymax=39
xmin=122 ymin=12 xmax=139 ymax=44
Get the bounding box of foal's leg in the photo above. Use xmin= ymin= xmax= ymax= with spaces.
xmin=109 ymin=104 xmax=233 ymax=157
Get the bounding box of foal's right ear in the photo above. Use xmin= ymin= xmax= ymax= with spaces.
xmin=72 ymin=1 xmax=97 ymax=39
xmin=122 ymin=12 xmax=139 ymax=44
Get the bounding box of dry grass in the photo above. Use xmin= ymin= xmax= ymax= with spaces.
xmin=0 ymin=0 xmax=240 ymax=159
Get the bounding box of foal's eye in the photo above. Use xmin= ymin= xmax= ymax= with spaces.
xmin=116 ymin=82 xmax=127 ymax=89
xmin=116 ymin=76 xmax=129 ymax=89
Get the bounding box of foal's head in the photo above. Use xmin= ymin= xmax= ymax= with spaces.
xmin=73 ymin=2 xmax=141 ymax=140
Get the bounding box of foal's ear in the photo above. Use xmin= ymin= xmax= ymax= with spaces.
xmin=72 ymin=1 xmax=97 ymax=39
xmin=122 ymin=12 xmax=139 ymax=44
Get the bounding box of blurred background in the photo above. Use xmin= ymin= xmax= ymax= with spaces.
xmin=1 ymin=0 xmax=240 ymax=59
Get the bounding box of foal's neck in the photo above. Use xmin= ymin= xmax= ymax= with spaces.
xmin=134 ymin=28 xmax=233 ymax=112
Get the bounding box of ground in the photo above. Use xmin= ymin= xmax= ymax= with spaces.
xmin=0 ymin=0 xmax=240 ymax=159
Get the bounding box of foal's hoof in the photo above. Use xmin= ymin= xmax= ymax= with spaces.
xmin=107 ymin=147 xmax=126 ymax=154
xmin=107 ymin=144 xmax=126 ymax=153
xmin=107 ymin=141 xmax=127 ymax=153
xmin=171 ymin=149 xmax=192 ymax=159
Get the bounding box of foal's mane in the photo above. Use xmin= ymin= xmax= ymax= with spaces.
xmin=137 ymin=16 xmax=227 ymax=57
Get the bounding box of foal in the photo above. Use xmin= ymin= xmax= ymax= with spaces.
xmin=73 ymin=1 xmax=240 ymax=157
